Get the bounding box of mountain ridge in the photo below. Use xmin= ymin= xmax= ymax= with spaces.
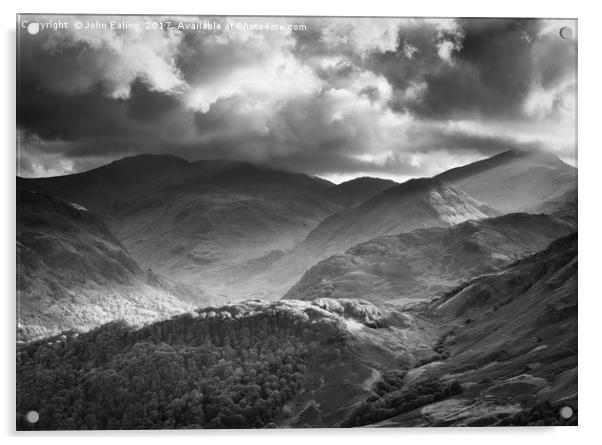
xmin=435 ymin=148 xmax=576 ymax=213
xmin=283 ymin=212 xmax=575 ymax=305
xmin=249 ymin=177 xmax=498 ymax=299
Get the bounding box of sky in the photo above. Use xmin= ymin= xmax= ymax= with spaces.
xmin=17 ymin=15 xmax=577 ymax=182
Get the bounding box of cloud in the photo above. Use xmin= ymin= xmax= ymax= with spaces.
xmin=20 ymin=15 xmax=185 ymax=99
xmin=17 ymin=129 xmax=113 ymax=177
xmin=185 ymin=51 xmax=320 ymax=113
xmin=17 ymin=16 xmax=577 ymax=180
xmin=371 ymin=18 xmax=576 ymax=121
xmin=319 ymin=18 xmax=401 ymax=55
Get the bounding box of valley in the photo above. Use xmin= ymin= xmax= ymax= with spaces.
xmin=16 ymin=148 xmax=578 ymax=428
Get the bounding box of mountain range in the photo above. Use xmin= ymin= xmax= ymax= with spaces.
xmin=16 ymin=146 xmax=578 ymax=428
xmin=258 ymin=178 xmax=497 ymax=296
xmin=16 ymin=148 xmax=577 ymax=338
xmin=18 ymin=156 xmax=396 ymax=298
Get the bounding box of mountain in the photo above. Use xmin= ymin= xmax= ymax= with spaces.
xmin=17 ymin=155 xmax=346 ymax=298
xmin=346 ymin=233 xmax=577 ymax=427
xmin=330 ymin=177 xmax=397 ymax=208
xmin=308 ymin=178 xmax=496 ymax=250
xmin=17 ymin=234 xmax=577 ymax=429
xmin=258 ymin=178 xmax=497 ymax=297
xmin=17 ymin=190 xmax=216 ymax=341
xmin=17 ymin=150 xmax=576 ymax=301
xmin=435 ymin=148 xmax=577 ymax=213
xmin=15 ymin=149 xmax=578 ymax=428
xmin=284 ymin=213 xmax=575 ymax=305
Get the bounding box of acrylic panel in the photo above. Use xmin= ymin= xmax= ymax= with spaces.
xmin=16 ymin=14 xmax=577 ymax=429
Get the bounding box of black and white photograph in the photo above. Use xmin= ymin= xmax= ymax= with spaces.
xmin=15 ymin=13 xmax=577 ymax=430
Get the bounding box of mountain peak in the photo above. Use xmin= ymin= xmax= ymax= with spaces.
xmin=434 ymin=148 xmax=576 ymax=213
xmin=332 ymin=176 xmax=397 ymax=208
xmin=389 ymin=176 xmax=442 ymax=192
xmin=437 ymin=148 xmax=571 ymax=183
xmin=366 ymin=177 xmax=446 ymax=206
xmin=337 ymin=176 xmax=396 ymax=187
xmin=106 ymin=153 xmax=190 ymax=170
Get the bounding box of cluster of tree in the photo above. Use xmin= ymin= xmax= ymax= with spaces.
xmin=17 ymin=304 xmax=349 ymax=430
xmin=432 ymin=331 xmax=453 ymax=357
xmin=372 ymin=370 xmax=407 ymax=397
xmin=342 ymin=375 xmax=463 ymax=427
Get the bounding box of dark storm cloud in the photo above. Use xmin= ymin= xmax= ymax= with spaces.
xmin=18 ymin=80 xmax=192 ymax=156
xmin=126 ymin=82 xmax=182 ymax=121
xmin=17 ymin=16 xmax=576 ymax=179
xmin=19 ymin=86 xmax=129 ymax=142
xmin=369 ymin=18 xmax=576 ymax=120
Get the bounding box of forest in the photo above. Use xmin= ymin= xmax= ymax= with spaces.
xmin=17 ymin=302 xmax=350 ymax=429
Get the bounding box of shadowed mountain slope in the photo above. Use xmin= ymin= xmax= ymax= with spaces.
xmin=284 ymin=213 xmax=575 ymax=305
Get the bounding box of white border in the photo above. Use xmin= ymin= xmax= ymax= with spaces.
xmin=3 ymin=1 xmax=600 ymax=444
